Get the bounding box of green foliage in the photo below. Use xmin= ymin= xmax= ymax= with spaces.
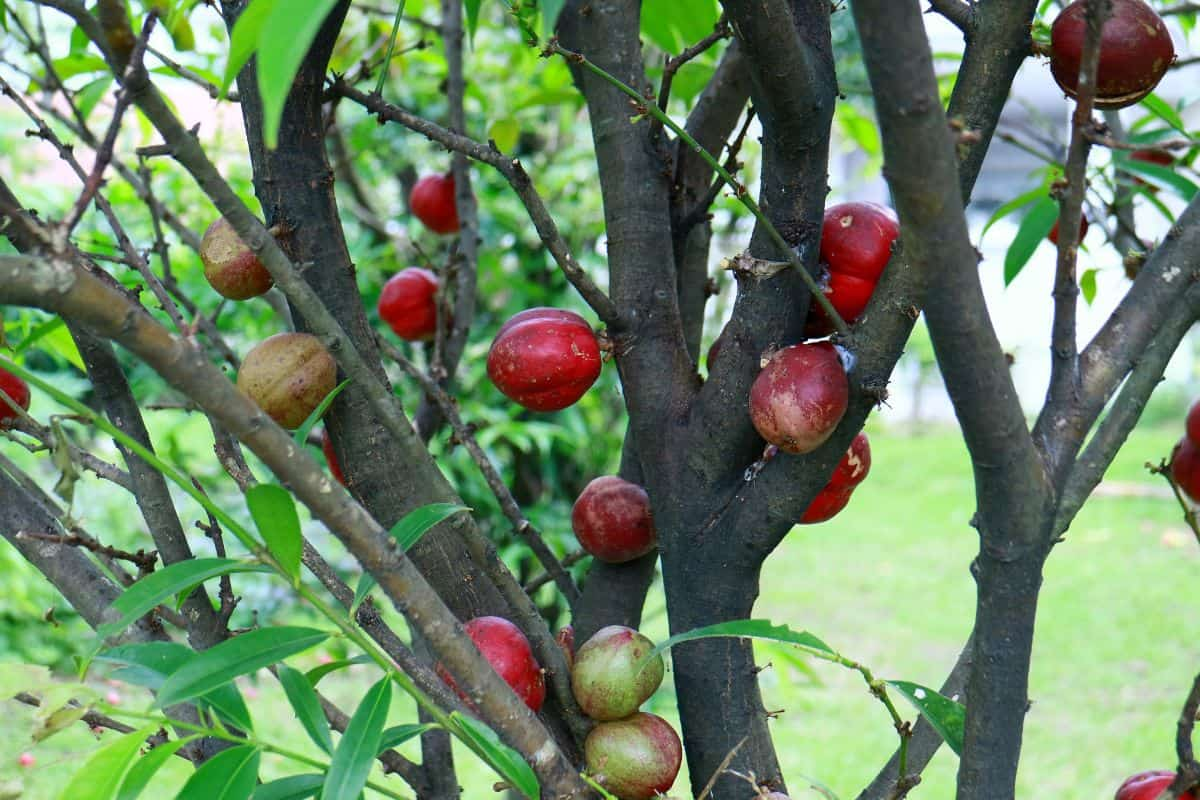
xmin=176 ymin=745 xmax=261 ymax=800
xmin=320 ymin=677 xmax=391 ymax=800
xmin=57 ymin=726 xmax=157 ymax=800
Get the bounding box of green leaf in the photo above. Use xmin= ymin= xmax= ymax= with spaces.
xmin=389 ymin=503 xmax=470 ymax=553
xmin=1004 ymin=195 xmax=1058 ymax=286
xmin=76 ymin=77 xmax=114 ymax=123
xmin=222 ymin=0 xmax=277 ymax=94
xmin=254 ymin=775 xmax=325 ymax=800
xmin=276 ymin=664 xmax=333 ymax=755
xmin=378 ymin=723 xmax=436 ymax=752
xmin=156 ymin=627 xmax=328 ymax=709
xmin=488 ymin=118 xmax=521 ymax=154
xmin=117 ymin=737 xmax=197 ymax=800
xmin=980 ymin=184 xmax=1046 ymax=241
xmin=886 ymin=680 xmax=965 ymax=756
xmin=640 ymin=0 xmax=719 ymax=51
xmin=1139 ymin=93 xmax=1188 ymax=135
xmin=257 ymin=0 xmax=342 ymax=148
xmin=98 ymin=558 xmax=269 ymax=638
xmin=1119 ymin=159 xmax=1198 ymax=201
xmin=176 ymin=745 xmax=260 ymax=800
xmin=447 ymin=712 xmax=539 ymax=800
xmin=349 ymin=573 xmax=375 ymax=616
xmin=1080 ymin=268 xmax=1097 ymax=305
xmin=320 ymin=677 xmax=392 ymax=800
xmin=0 ymin=663 xmax=52 ymax=698
xmin=464 ymin=0 xmax=481 ymax=39
xmin=541 ymin=0 xmax=564 ymax=39
xmin=643 ymin=619 xmax=835 ymax=667
xmin=305 ymin=655 xmax=374 ymax=687
xmin=293 ymin=379 xmax=350 ymax=446
xmin=57 ymin=726 xmax=157 ymax=800
xmin=246 ymin=485 xmax=302 ymax=582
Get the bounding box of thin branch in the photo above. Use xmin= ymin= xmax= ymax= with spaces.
xmin=927 ymin=0 xmax=974 ymax=34
xmin=655 ymin=15 xmax=731 ymax=122
xmin=15 ymin=529 xmax=157 ymax=572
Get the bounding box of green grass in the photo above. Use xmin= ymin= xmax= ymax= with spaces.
xmin=1 ymin=422 xmax=1195 ymax=799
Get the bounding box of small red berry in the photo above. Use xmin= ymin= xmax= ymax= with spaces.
xmin=17 ymin=752 xmax=34 ymax=768
xmin=410 ymin=173 xmax=460 ymax=235
xmin=437 ymin=616 xmax=545 ymax=712
xmin=487 ymin=308 xmax=602 ymax=412
xmin=749 ymin=342 xmax=849 ymax=455
xmin=1171 ymin=437 xmax=1200 ymax=504
xmin=572 ymin=476 xmax=657 ymax=563
xmin=0 ymin=366 xmax=31 ymax=429
xmin=378 ymin=268 xmax=440 ymax=341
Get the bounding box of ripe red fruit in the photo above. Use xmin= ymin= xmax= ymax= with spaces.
xmin=1115 ymin=770 xmax=1195 ymax=800
xmin=1171 ymin=437 xmax=1200 ymax=503
xmin=1187 ymin=399 xmax=1200 ymax=446
xmin=437 ymin=616 xmax=546 ymax=712
xmin=1048 ymin=216 xmax=1089 ymax=245
xmin=807 ymin=202 xmax=900 ymax=334
xmin=571 ymin=476 xmax=657 ymax=563
xmin=828 ymin=431 xmax=872 ymax=492
xmin=378 ymin=268 xmax=440 ymax=341
xmin=410 ymin=173 xmax=460 ymax=235
xmin=199 ymin=217 xmax=274 ymax=300
xmin=1049 ymin=0 xmax=1174 ymax=110
xmin=749 ymin=342 xmax=849 ymax=455
xmin=585 ymin=712 xmax=682 ymax=800
xmin=321 ymin=428 xmax=344 ymax=486
xmin=571 ymin=625 xmax=664 ymax=721
xmin=487 ymin=307 xmax=602 ymax=411
xmin=800 ymin=484 xmax=853 ymax=524
xmin=0 ymin=366 xmax=31 ymax=430
xmin=236 ymin=333 xmax=337 ymax=430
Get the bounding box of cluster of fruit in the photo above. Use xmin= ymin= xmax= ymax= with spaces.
xmin=437 ymin=617 xmax=681 ymax=800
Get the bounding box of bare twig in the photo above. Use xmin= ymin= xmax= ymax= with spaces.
xmin=15 ymin=529 xmax=157 ymax=572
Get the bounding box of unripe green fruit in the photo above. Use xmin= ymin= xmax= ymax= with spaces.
xmin=199 ymin=217 xmax=274 ymax=300
xmin=571 ymin=625 xmax=664 ymax=721
xmin=236 ymin=333 xmax=336 ymax=429
xmin=585 ymin=712 xmax=682 ymax=800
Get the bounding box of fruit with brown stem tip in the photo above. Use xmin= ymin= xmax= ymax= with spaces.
xmin=435 ymin=616 xmax=546 ymax=712
xmin=571 ymin=476 xmax=656 ymax=563
xmin=0 ymin=366 xmax=31 ymax=430
xmin=378 ymin=268 xmax=440 ymax=341
xmin=585 ymin=712 xmax=682 ymax=800
xmin=199 ymin=217 xmax=275 ymax=300
xmin=236 ymin=333 xmax=337 ymax=430
xmin=570 ymin=625 xmax=664 ymax=721
xmin=806 ymin=201 xmax=900 ymax=335
xmin=487 ymin=307 xmax=602 ymax=411
xmin=749 ymin=342 xmax=849 ymax=455
xmin=410 ymin=173 xmax=460 ymax=235
xmin=1114 ymin=770 xmax=1195 ymax=800
xmin=1170 ymin=436 xmax=1200 ymax=503
xmin=1049 ymin=0 xmax=1174 ymax=110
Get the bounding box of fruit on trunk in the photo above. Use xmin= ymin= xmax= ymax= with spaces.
xmin=571 ymin=476 xmax=657 ymax=563
xmin=749 ymin=342 xmax=849 ymax=454
xmin=1171 ymin=437 xmax=1200 ymax=503
xmin=410 ymin=173 xmax=460 ymax=234
xmin=487 ymin=307 xmax=602 ymax=411
xmin=585 ymin=712 xmax=682 ymax=800
xmin=378 ymin=268 xmax=440 ymax=341
xmin=321 ymin=428 xmax=344 ymax=486
xmin=1187 ymin=399 xmax=1200 ymax=446
xmin=1048 ymin=216 xmax=1089 ymax=245
xmin=1049 ymin=0 xmax=1174 ymax=110
xmin=799 ymin=484 xmax=853 ymax=524
xmin=436 ymin=616 xmax=546 ymax=712
xmin=807 ymin=202 xmax=900 ymax=334
xmin=236 ymin=333 xmax=337 ymax=430
xmin=0 ymin=366 xmax=31 ymax=429
xmin=799 ymin=432 xmax=871 ymax=525
xmin=1115 ymin=770 xmax=1195 ymax=800
xmin=571 ymin=625 xmax=664 ymax=721
xmin=199 ymin=217 xmax=274 ymax=300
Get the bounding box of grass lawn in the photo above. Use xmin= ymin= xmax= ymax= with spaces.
xmin=1 ymin=422 xmax=1196 ymax=798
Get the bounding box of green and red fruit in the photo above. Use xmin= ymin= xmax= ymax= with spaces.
xmin=437 ymin=616 xmax=546 ymax=712
xmin=378 ymin=268 xmax=440 ymax=341
xmin=1115 ymin=770 xmax=1195 ymax=800
xmin=1171 ymin=437 xmax=1200 ymax=504
xmin=199 ymin=217 xmax=274 ymax=300
xmin=321 ymin=428 xmax=344 ymax=486
xmin=585 ymin=712 xmax=682 ymax=800
xmin=571 ymin=476 xmax=656 ymax=563
xmin=410 ymin=173 xmax=460 ymax=235
xmin=0 ymin=366 xmax=30 ymax=429
xmin=1049 ymin=0 xmax=1174 ymax=110
xmin=570 ymin=625 xmax=664 ymax=721
xmin=236 ymin=333 xmax=337 ymax=430
xmin=487 ymin=307 xmax=602 ymax=412
xmin=749 ymin=342 xmax=849 ymax=455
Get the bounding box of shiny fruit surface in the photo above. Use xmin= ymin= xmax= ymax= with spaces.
xmin=236 ymin=333 xmax=337 ymax=430
xmin=807 ymin=202 xmax=899 ymax=333
xmin=437 ymin=616 xmax=546 ymax=712
xmin=749 ymin=342 xmax=849 ymax=454
xmin=1115 ymin=770 xmax=1194 ymax=800
xmin=487 ymin=308 xmax=601 ymax=411
xmin=585 ymin=712 xmax=682 ymax=800
xmin=799 ymin=484 xmax=853 ymax=524
xmin=0 ymin=366 xmax=31 ymax=429
xmin=378 ymin=268 xmax=440 ymax=341
xmin=571 ymin=476 xmax=657 ymax=563
xmin=410 ymin=173 xmax=460 ymax=234
xmin=571 ymin=625 xmax=664 ymax=721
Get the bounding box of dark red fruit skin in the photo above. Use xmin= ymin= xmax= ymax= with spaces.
xmin=807 ymin=202 xmax=900 ymax=334
xmin=1130 ymin=149 xmax=1176 ymax=191
xmin=199 ymin=217 xmax=274 ymax=300
xmin=1171 ymin=437 xmax=1200 ymax=504
xmin=1050 ymin=0 xmax=1174 ymax=110
xmin=828 ymin=431 xmax=872 ymax=492
xmin=749 ymin=342 xmax=849 ymax=455
xmin=799 ymin=484 xmax=853 ymax=524
xmin=321 ymin=428 xmax=344 ymax=486
xmin=1187 ymin=399 xmax=1200 ymax=446
xmin=1115 ymin=770 xmax=1195 ymax=800
xmin=378 ymin=268 xmax=440 ymax=341
xmin=572 ymin=476 xmax=657 ymax=563
xmin=584 ymin=712 xmax=682 ymax=800
xmin=0 ymin=366 xmax=31 ymax=429
xmin=436 ymin=616 xmax=546 ymax=712
xmin=487 ymin=308 xmax=602 ymax=411
xmin=410 ymin=173 xmax=460 ymax=234
xmin=1048 ymin=216 xmax=1089 ymax=245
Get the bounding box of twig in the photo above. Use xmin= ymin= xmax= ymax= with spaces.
xmin=15 ymin=529 xmax=157 ymax=573
xmin=1163 ymin=672 xmax=1200 ymax=799
xmin=523 ymin=549 xmax=588 ymax=595
xmin=656 ymin=16 xmax=731 ymax=122
xmin=697 ymin=736 xmax=747 ymax=800
xmin=927 ymin=0 xmax=974 ymax=34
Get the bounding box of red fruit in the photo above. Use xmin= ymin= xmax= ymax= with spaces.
xmin=0 ymin=366 xmax=31 ymax=429
xmin=572 ymin=476 xmax=657 ymax=563
xmin=1187 ymin=399 xmax=1200 ymax=446
xmin=807 ymin=202 xmax=900 ymax=334
xmin=585 ymin=712 xmax=682 ymax=800
xmin=378 ymin=268 xmax=440 ymax=341
xmin=437 ymin=616 xmax=546 ymax=712
xmin=199 ymin=217 xmax=274 ymax=300
xmin=749 ymin=342 xmax=849 ymax=455
xmin=487 ymin=308 xmax=602 ymax=411
xmin=799 ymin=484 xmax=853 ymax=524
xmin=1115 ymin=770 xmax=1195 ymax=800
xmin=1048 ymin=216 xmax=1089 ymax=245
xmin=571 ymin=625 xmax=664 ymax=721
xmin=321 ymin=428 xmax=344 ymax=486
xmin=236 ymin=333 xmax=337 ymax=430
xmin=828 ymin=432 xmax=872 ymax=492
xmin=1171 ymin=437 xmax=1200 ymax=503
xmin=1049 ymin=0 xmax=1174 ymax=110
xmin=410 ymin=173 xmax=460 ymax=235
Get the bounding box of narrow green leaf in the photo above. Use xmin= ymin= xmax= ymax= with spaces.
xmin=305 ymin=654 xmax=374 ymax=687
xmin=254 ymin=775 xmax=324 ymax=800
xmin=320 ymin=677 xmax=392 ymax=800
xmin=448 ymin=712 xmax=539 ymax=800
xmin=257 ymin=0 xmax=342 ymax=148
xmin=293 ymin=379 xmax=350 ymax=446
xmin=57 ymin=726 xmax=156 ymax=800
xmin=886 ymin=680 xmax=965 ymax=756
xmin=378 ymin=723 xmax=436 ymax=752
xmin=156 ymin=627 xmax=328 ymax=709
xmin=643 ymin=619 xmax=835 ymax=667
xmin=276 ymin=664 xmax=333 ymax=755
xmin=1139 ymin=93 xmax=1188 ymax=135
xmin=349 ymin=573 xmax=375 ymax=616
xmin=75 ymin=77 xmax=114 ymax=123
xmin=1080 ymin=268 xmax=1098 ymax=305
xmin=98 ymin=558 xmax=269 ymax=638
xmin=1120 ymin=159 xmax=1198 ymax=201
xmin=222 ymin=0 xmax=277 ymax=93
xmin=541 ymin=0 xmax=564 ymax=38
xmin=389 ymin=503 xmax=470 ymax=553
xmin=117 ymin=737 xmax=197 ymax=800
xmin=464 ymin=0 xmax=481 ymax=39
xmin=245 ymin=485 xmax=302 ymax=582
xmin=979 ymin=184 xmax=1045 ymax=241
xmin=177 ymin=745 xmax=260 ymax=800
xmin=1004 ymin=196 xmax=1058 ymax=286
